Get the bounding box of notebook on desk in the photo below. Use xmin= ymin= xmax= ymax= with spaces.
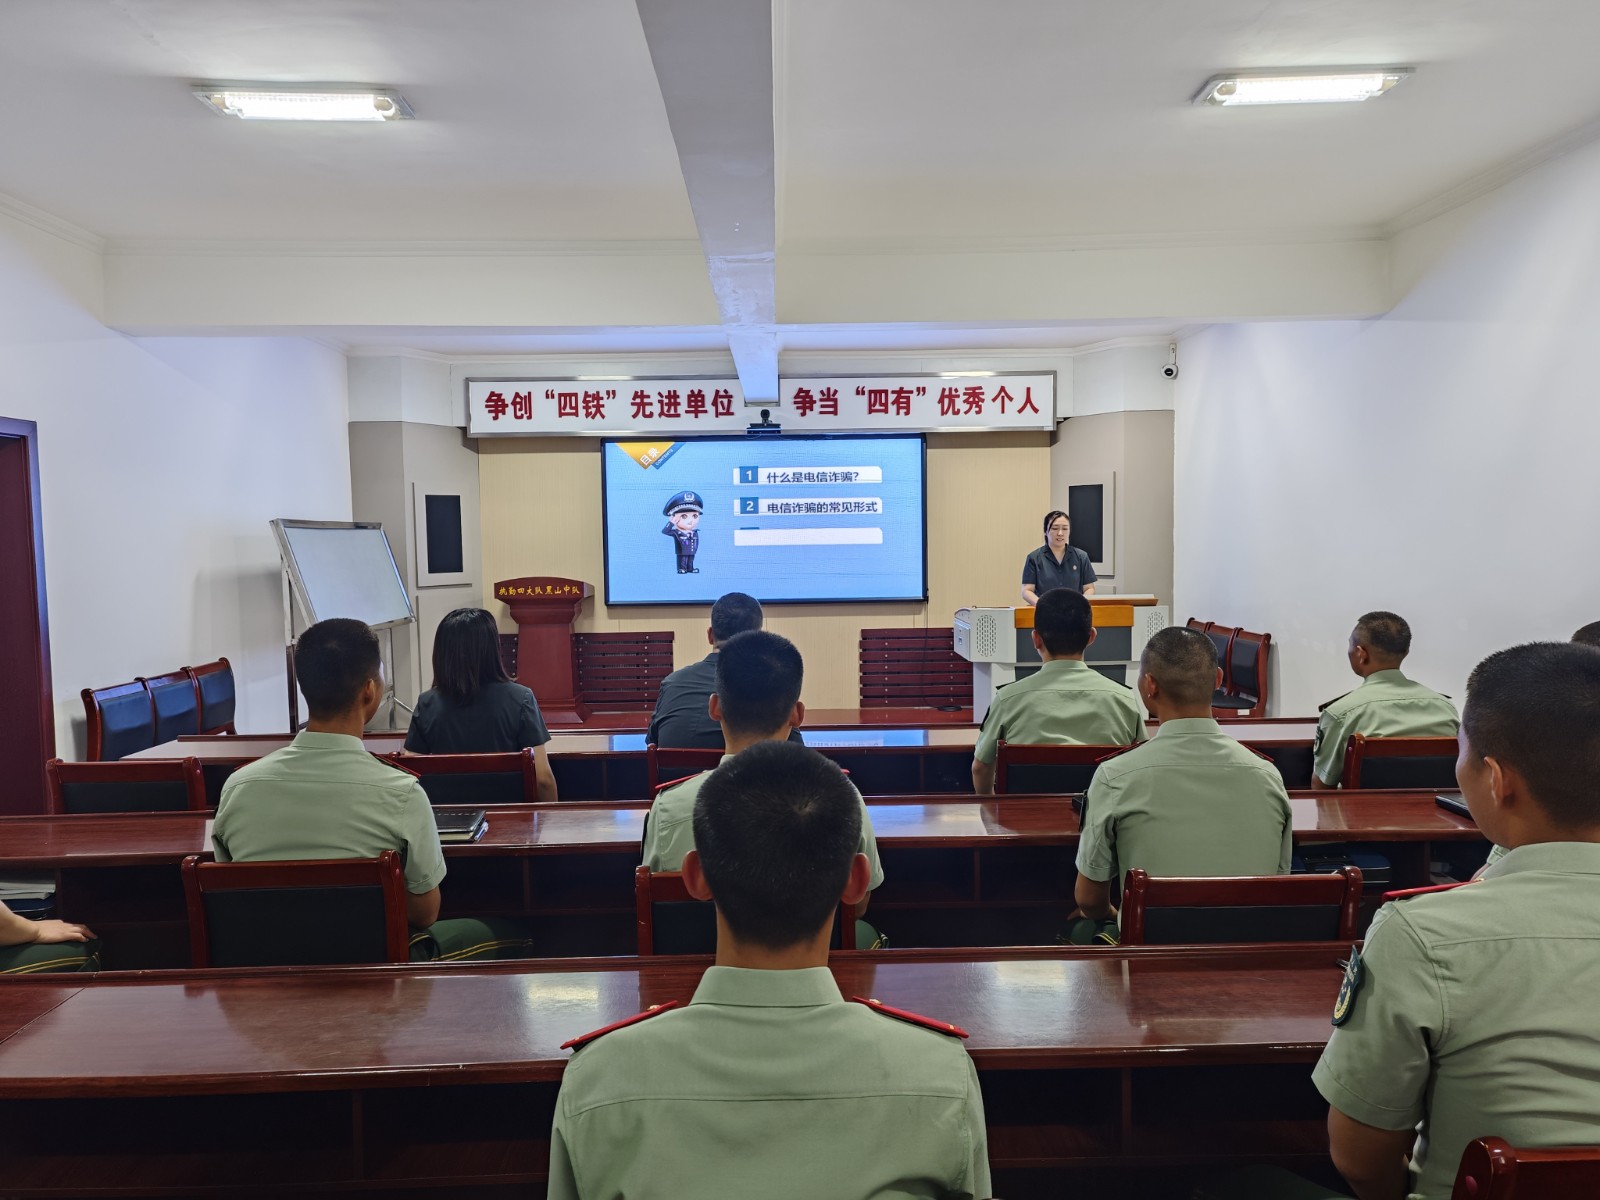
xmin=435 ymin=808 xmax=488 ymax=844
xmin=1435 ymin=793 xmax=1472 ymax=820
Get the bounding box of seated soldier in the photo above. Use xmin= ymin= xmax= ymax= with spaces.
xmin=972 ymin=586 xmax=1146 ymax=794
xmin=1313 ymin=611 xmax=1459 ymax=788
xmin=0 ymin=902 xmax=98 ymax=974
xmin=1208 ymin=642 xmax=1600 ymax=1200
xmin=212 ymin=618 xmax=531 ymax=963
xmin=647 ymin=591 xmax=801 ymax=749
xmin=549 ymin=740 xmax=990 ymax=1200
xmin=1480 ymin=622 xmax=1600 ymax=870
xmin=1068 ymin=626 xmax=1292 ymax=943
xmin=642 ymin=629 xmax=884 ymax=945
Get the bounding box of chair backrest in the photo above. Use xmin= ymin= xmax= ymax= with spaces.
xmin=1227 ymin=629 xmax=1271 ymax=704
xmin=81 ymin=679 xmax=155 ymax=761
xmin=141 ymin=670 xmax=201 ymax=744
xmin=994 ymin=742 xmax=1129 ymax=794
xmin=186 ymin=658 xmax=237 ymax=734
xmin=646 ymin=743 xmax=724 ymax=793
xmin=46 ymin=757 xmax=207 ymax=815
xmin=634 ymin=866 xmax=858 ymax=954
xmin=1451 ymin=1136 xmax=1600 ymax=1200
xmin=1344 ymin=734 xmax=1461 ymax=790
xmin=386 ymin=750 xmax=536 ymax=805
xmin=181 ymin=851 xmax=410 ymax=967
xmin=1119 ymin=866 xmax=1363 ymax=946
xmin=1202 ymin=623 xmax=1238 ymax=691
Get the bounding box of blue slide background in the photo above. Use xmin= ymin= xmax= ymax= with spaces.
xmin=602 ymin=435 xmax=926 ymax=604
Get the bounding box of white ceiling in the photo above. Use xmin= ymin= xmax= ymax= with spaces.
xmin=0 ymin=0 xmax=699 ymax=241
xmin=3 ymin=0 xmax=1600 ymax=359
xmin=4 ymin=0 xmax=1599 ymax=247
xmin=779 ymin=0 xmax=1600 ymax=242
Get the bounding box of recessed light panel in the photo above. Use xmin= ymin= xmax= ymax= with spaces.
xmin=1194 ymin=68 xmax=1412 ymax=107
xmin=193 ymin=83 xmax=414 ymax=121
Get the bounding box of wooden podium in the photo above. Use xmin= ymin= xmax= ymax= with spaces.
xmin=493 ymin=577 xmax=593 ymax=725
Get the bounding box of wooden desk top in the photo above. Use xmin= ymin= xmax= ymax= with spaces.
xmin=125 ymin=718 xmax=1324 ymax=762
xmin=0 ymin=793 xmax=1484 ymax=869
xmin=0 ymin=946 xmax=1345 ymax=1097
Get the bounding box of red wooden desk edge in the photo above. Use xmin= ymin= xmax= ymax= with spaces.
xmin=0 ymin=791 xmax=1486 ymax=869
xmin=0 ymin=944 xmax=1347 ymax=1097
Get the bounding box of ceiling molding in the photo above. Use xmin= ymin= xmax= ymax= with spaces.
xmin=345 ymin=345 xmax=453 ymax=362
xmin=779 ymin=225 xmax=1385 ymax=258
xmin=0 ymin=191 xmax=105 ymax=253
xmin=101 ymin=237 xmax=705 ymax=259
xmin=1382 ymin=111 xmax=1600 ymax=237
xmin=780 ymin=335 xmax=1176 ymax=362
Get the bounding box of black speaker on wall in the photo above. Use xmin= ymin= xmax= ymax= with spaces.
xmin=423 ymin=494 xmax=464 ymax=575
xmin=1067 ymin=483 xmax=1105 ymax=563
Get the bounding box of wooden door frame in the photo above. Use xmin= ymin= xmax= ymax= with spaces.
xmin=0 ymin=416 xmax=54 ymax=807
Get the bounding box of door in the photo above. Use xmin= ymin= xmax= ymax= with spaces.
xmin=0 ymin=419 xmax=53 ymax=813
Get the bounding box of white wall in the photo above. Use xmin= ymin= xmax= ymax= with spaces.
xmin=0 ymin=210 xmax=351 ymax=754
xmin=1173 ymin=136 xmax=1600 ymax=716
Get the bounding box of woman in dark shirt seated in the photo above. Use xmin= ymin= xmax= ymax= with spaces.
xmin=404 ymin=608 xmax=559 ymax=801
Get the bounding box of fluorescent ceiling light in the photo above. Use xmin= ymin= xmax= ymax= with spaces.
xmin=1194 ymin=68 xmax=1412 ymax=107
xmin=192 ymin=83 xmax=414 ymax=121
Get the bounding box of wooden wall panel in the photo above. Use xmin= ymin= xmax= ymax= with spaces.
xmin=478 ymin=434 xmax=1049 ymax=708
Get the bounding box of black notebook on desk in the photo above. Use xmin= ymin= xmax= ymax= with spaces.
xmin=435 ymin=808 xmax=488 ymax=844
xmin=1435 ymin=793 xmax=1472 ymax=820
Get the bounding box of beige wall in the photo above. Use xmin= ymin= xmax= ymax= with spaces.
xmin=479 ymin=433 xmax=1051 ymax=708
xmin=1049 ymin=411 xmax=1174 ymax=602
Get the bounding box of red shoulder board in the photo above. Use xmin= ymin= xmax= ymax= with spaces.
xmin=849 ymin=996 xmax=968 ymax=1038
xmin=1381 ymin=881 xmax=1476 ymax=903
xmin=561 ymin=1001 xmax=682 ymax=1051
xmin=372 ymin=754 xmax=420 ymax=778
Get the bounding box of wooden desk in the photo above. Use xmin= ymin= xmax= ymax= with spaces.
xmin=0 ymin=794 xmax=1485 ymax=966
xmin=124 ymin=717 xmax=1325 ymax=801
xmin=0 ymin=946 xmax=1345 ymax=1196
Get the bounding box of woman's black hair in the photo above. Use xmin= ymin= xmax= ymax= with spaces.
xmin=431 ymin=608 xmax=511 ymax=702
xmin=1043 ymin=509 xmax=1069 ymax=537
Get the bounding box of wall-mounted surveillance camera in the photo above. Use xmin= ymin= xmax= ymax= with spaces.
xmin=1162 ymin=343 xmax=1179 ymax=380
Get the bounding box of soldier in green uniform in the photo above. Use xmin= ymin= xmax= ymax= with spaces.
xmin=212 ymin=618 xmax=531 ymax=963
xmin=551 ymin=740 xmax=990 ymax=1200
xmin=1479 ymin=623 xmax=1600 ymax=871
xmin=1202 ymin=641 xmax=1600 ymax=1200
xmin=972 ymin=587 xmax=1146 ymax=794
xmin=0 ymin=901 xmax=98 ymax=974
xmin=1313 ymin=612 xmax=1459 ymax=788
xmin=1067 ymin=625 xmax=1292 ymax=943
xmin=642 ymin=629 xmax=884 ymax=944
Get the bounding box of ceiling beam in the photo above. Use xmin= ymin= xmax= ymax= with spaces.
xmin=635 ymin=0 xmax=778 ymax=400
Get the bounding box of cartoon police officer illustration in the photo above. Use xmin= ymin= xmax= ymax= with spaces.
xmin=662 ymin=490 xmax=704 ymax=574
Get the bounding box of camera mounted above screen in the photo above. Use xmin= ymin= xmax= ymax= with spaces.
xmin=745 ymin=408 xmax=783 ymax=437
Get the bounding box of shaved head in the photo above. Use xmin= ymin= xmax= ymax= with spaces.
xmin=1141 ymin=627 xmax=1218 ymax=708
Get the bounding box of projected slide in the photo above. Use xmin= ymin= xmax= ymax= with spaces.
xmin=602 ymin=435 xmax=926 ymax=605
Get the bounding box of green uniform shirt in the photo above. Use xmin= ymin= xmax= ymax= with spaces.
xmin=642 ymin=757 xmax=885 ymax=890
xmin=548 ymin=966 xmax=990 ymax=1200
xmin=1313 ymin=842 xmax=1600 ymax=1200
xmin=1075 ymin=717 xmax=1293 ymax=887
xmin=973 ymin=658 xmax=1147 ymax=765
xmin=1313 ymin=669 xmax=1459 ymax=786
xmin=212 ymin=731 xmax=446 ymax=895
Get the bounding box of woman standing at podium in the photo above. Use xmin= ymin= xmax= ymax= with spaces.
xmin=1020 ymin=511 xmax=1097 ymax=605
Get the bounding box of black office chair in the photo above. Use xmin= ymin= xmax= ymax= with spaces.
xmin=182 ymin=852 xmax=412 ymax=967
